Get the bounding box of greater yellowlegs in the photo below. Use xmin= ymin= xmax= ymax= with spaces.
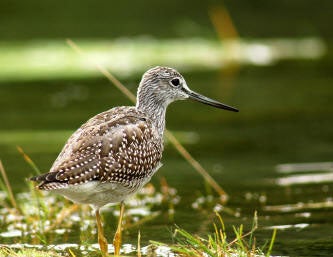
xmin=30 ymin=66 xmax=238 ymax=255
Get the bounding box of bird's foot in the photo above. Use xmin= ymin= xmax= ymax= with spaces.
xmin=98 ymin=232 xmax=109 ymax=256
xmin=113 ymin=230 xmax=122 ymax=256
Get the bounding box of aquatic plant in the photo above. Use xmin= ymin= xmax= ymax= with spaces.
xmin=152 ymin=212 xmax=277 ymax=257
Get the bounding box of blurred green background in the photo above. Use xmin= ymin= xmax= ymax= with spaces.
xmin=0 ymin=0 xmax=332 ymax=256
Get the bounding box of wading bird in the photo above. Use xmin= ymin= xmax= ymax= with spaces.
xmin=30 ymin=66 xmax=238 ymax=255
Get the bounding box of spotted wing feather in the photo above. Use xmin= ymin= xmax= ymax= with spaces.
xmin=31 ymin=107 xmax=163 ymax=190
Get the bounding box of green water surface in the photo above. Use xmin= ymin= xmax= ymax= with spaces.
xmin=1 ymin=0 xmax=333 ymax=256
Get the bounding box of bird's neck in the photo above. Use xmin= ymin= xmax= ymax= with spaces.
xmin=136 ymin=98 xmax=168 ymax=137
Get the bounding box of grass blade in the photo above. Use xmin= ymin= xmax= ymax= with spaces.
xmin=17 ymin=146 xmax=41 ymax=175
xmin=266 ymin=228 xmax=277 ymax=257
xmin=0 ymin=160 xmax=20 ymax=213
xmin=137 ymin=230 xmax=142 ymax=257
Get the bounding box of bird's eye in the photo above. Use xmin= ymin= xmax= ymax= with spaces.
xmin=170 ymin=78 xmax=181 ymax=87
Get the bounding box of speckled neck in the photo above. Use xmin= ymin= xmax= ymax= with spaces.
xmin=136 ymin=93 xmax=168 ymax=138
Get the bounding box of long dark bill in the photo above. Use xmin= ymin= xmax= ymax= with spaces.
xmin=183 ymin=88 xmax=239 ymax=112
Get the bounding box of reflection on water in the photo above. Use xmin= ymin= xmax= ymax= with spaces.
xmin=264 ymin=201 xmax=333 ymax=213
xmin=265 ymin=223 xmax=309 ymax=231
xmin=276 ymin=162 xmax=333 ymax=173
xmin=273 ymin=161 xmax=333 ymax=188
xmin=0 ymin=37 xmax=326 ymax=81
xmin=275 ymin=173 xmax=333 ymax=186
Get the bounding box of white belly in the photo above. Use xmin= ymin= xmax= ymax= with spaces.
xmin=52 ymin=163 xmax=162 ymax=208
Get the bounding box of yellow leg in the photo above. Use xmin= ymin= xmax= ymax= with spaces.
xmin=95 ymin=209 xmax=108 ymax=256
xmin=113 ymin=201 xmax=125 ymax=256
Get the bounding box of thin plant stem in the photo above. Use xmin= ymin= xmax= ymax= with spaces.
xmin=165 ymin=130 xmax=228 ymax=198
xmin=68 ymin=249 xmax=77 ymax=257
xmin=249 ymin=211 xmax=258 ymax=248
xmin=17 ymin=146 xmax=41 ymax=175
xmin=0 ymin=160 xmax=20 ymax=213
xmin=137 ymin=230 xmax=142 ymax=257
xmin=45 ymin=204 xmax=79 ymax=232
xmin=266 ymin=228 xmax=277 ymax=257
xmin=66 ymin=39 xmax=136 ymax=103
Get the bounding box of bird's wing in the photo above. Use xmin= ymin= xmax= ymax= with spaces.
xmin=31 ymin=108 xmax=163 ymax=190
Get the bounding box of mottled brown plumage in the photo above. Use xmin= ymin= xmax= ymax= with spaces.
xmin=31 ymin=106 xmax=164 ymax=206
xmin=36 ymin=107 xmax=161 ymax=188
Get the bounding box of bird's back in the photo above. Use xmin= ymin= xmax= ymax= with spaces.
xmin=31 ymin=106 xmax=163 ymax=195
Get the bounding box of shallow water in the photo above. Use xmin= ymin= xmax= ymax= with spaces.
xmin=1 ymin=0 xmax=333 ymax=255
xmin=1 ymin=55 xmax=333 ymax=256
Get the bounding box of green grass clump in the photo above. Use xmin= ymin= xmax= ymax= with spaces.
xmin=152 ymin=212 xmax=276 ymax=257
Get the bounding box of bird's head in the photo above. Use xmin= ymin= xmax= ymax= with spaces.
xmin=136 ymin=66 xmax=239 ymax=112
